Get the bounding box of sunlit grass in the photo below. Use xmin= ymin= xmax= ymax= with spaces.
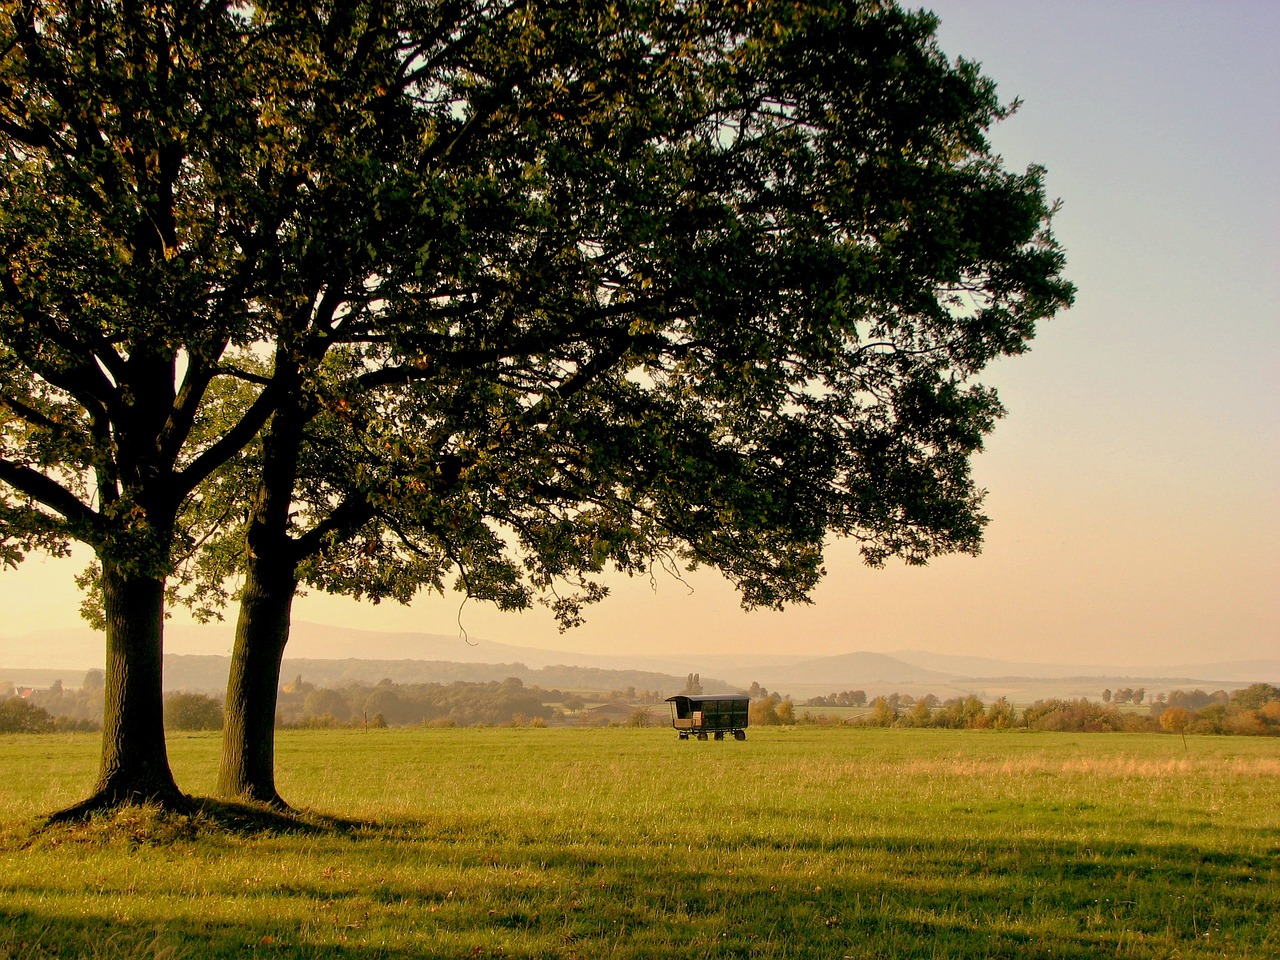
xmin=1 ymin=727 xmax=1277 ymax=958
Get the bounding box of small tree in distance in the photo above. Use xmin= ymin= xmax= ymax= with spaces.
xmin=164 ymin=693 xmax=224 ymax=732
xmin=1159 ymin=707 xmax=1192 ymax=748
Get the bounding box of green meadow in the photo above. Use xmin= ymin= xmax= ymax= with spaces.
xmin=1 ymin=727 xmax=1277 ymax=959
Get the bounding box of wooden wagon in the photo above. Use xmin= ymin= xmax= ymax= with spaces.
xmin=665 ymin=694 xmax=749 ymax=740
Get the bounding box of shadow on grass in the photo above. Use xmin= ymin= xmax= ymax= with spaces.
xmin=0 ymin=913 xmax=431 ymax=960
xmin=4 ymin=820 xmax=1276 ymax=959
xmin=18 ymin=796 xmax=373 ymax=849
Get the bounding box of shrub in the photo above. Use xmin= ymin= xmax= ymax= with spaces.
xmin=164 ymin=692 xmax=224 ymax=731
xmin=1022 ymin=698 xmax=1126 ymax=733
xmin=859 ymin=697 xmax=897 ymax=728
xmin=303 ymin=687 xmax=351 ymax=722
xmin=986 ymin=697 xmax=1017 ymax=729
xmin=0 ymin=697 xmax=55 ymax=733
xmin=626 ymin=708 xmax=654 ymax=728
xmin=750 ymin=694 xmax=782 ymax=726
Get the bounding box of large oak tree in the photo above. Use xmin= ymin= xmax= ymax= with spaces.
xmin=0 ymin=0 xmax=1072 ymax=813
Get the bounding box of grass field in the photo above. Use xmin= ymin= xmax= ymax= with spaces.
xmin=1 ymin=727 xmax=1277 ymax=959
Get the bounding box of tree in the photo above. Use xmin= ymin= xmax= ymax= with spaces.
xmin=0 ymin=2 xmax=340 ymax=813
xmin=864 ymin=696 xmax=898 ymax=728
xmin=1231 ymin=684 xmax=1280 ymax=711
xmin=985 ymin=696 xmax=1016 ymax=729
xmin=302 ymin=687 xmax=351 ymax=724
xmin=164 ymin=692 xmax=223 ymax=732
xmin=775 ymin=697 xmax=795 ymax=725
xmin=0 ymin=696 xmax=54 ymax=733
xmin=750 ymin=693 xmax=782 ymax=726
xmin=2 ymin=1 xmax=1072 ymax=813
xmin=206 ymin=0 xmax=1072 ymax=805
xmin=905 ymin=699 xmax=933 ymax=727
xmin=1159 ymin=706 xmax=1191 ymax=747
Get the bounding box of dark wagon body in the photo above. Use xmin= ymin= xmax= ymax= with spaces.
xmin=665 ymin=694 xmax=749 ymax=740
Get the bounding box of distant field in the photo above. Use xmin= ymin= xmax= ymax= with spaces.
xmin=1 ymin=728 xmax=1277 ymax=959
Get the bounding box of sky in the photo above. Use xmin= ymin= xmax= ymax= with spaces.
xmin=2 ymin=1 xmax=1277 ymax=669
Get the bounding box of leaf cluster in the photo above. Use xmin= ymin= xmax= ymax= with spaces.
xmin=1 ymin=1 xmax=1075 ymax=628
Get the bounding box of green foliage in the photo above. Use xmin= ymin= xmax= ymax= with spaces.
xmin=301 ymin=688 xmax=350 ymax=724
xmin=1 ymin=0 xmax=1074 ymax=804
xmin=806 ymin=689 xmax=867 ymax=707
xmin=807 ymin=688 xmax=1280 ymax=736
xmin=15 ymin=680 xmax=102 ymax=730
xmin=279 ymin=677 xmax=554 ymax=729
xmin=163 ymin=693 xmax=223 ymax=732
xmin=1231 ymin=682 xmax=1280 ymax=711
xmin=0 ymin=697 xmax=53 ymax=733
xmin=1 ymin=0 xmax=1074 ymax=619
xmin=862 ymin=695 xmax=899 ymax=727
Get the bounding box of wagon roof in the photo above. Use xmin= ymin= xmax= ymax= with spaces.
xmin=664 ymin=694 xmax=750 ymax=704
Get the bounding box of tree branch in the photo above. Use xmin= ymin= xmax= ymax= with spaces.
xmin=0 ymin=456 xmax=101 ymax=540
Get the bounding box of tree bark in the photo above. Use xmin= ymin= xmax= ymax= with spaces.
xmin=217 ymin=384 xmax=306 ymax=807
xmin=217 ymin=562 xmax=297 ymax=805
xmin=50 ymin=561 xmax=187 ymax=819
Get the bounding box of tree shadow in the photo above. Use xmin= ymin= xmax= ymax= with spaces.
xmin=23 ymin=796 xmax=373 ymax=847
xmin=1 ymin=828 xmax=1276 ymax=959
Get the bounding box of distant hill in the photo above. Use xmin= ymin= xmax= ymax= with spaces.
xmin=164 ymin=654 xmax=733 ymax=697
xmin=747 ymin=651 xmax=954 ymax=686
xmin=2 ymin=621 xmax=1275 ymax=693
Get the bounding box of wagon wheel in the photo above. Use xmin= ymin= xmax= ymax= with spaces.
xmin=697 ymin=732 xmax=708 ymax=740
xmin=714 ymin=731 xmax=724 ymax=741
xmin=734 ymin=730 xmax=746 ymax=741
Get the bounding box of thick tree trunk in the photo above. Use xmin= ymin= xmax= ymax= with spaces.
xmin=217 ymin=564 xmax=298 ymax=806
xmin=50 ymin=562 xmax=187 ymax=820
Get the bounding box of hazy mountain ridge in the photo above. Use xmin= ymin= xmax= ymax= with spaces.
xmin=2 ymin=622 xmax=1275 ymax=690
xmin=168 ymin=655 xmax=734 ymax=697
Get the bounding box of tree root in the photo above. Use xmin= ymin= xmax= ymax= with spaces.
xmin=44 ymin=786 xmax=196 ymax=825
xmin=36 ymin=793 xmax=365 ymax=840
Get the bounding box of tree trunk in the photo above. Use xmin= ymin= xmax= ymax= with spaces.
xmin=217 ymin=382 xmax=307 ymax=807
xmin=50 ymin=562 xmax=187 ymax=819
xmin=217 ymin=563 xmax=297 ymax=806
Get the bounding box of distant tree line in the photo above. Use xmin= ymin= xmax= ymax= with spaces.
xmin=1101 ymin=687 xmax=1146 ymax=704
xmin=276 ymin=676 xmax=561 ymax=728
xmin=0 ymin=673 xmax=589 ymax=733
xmin=805 ymin=690 xmax=870 ymax=708
xmin=0 ymin=672 xmax=102 ymax=732
xmin=796 ymin=684 xmax=1280 ymax=736
xmin=7 ymin=678 xmax=1275 ymax=737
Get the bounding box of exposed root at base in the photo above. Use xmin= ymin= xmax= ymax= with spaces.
xmin=31 ymin=795 xmax=368 ymax=844
xmin=45 ymin=788 xmax=196 ymax=825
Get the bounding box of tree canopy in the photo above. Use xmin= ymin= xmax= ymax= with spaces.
xmin=0 ymin=0 xmax=1072 ymax=813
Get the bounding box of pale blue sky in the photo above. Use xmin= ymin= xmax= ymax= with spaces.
xmin=3 ymin=2 xmax=1277 ymax=667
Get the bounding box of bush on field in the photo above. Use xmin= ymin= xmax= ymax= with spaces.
xmin=0 ymin=697 xmax=55 ymax=733
xmin=750 ymin=693 xmax=795 ymax=726
xmin=1144 ymin=684 xmax=1280 ymax=738
xmin=1020 ymin=698 xmax=1130 ymax=733
xmin=626 ymin=707 xmax=655 ymax=728
xmin=858 ymin=697 xmax=898 ymax=728
xmin=935 ymin=695 xmax=987 ymax=729
xmin=165 ymin=692 xmax=224 ymax=731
